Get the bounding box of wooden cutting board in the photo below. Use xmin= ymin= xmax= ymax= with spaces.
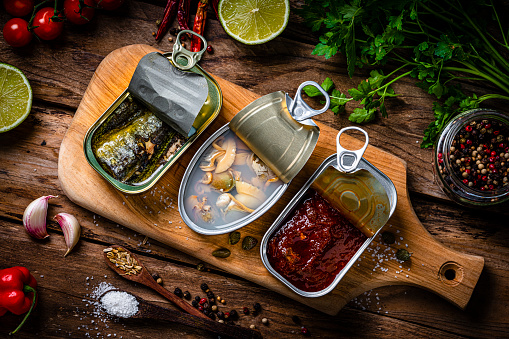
xmin=58 ymin=44 xmax=484 ymax=315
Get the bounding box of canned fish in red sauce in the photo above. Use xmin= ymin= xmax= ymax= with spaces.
xmin=267 ymin=189 xmax=367 ymax=292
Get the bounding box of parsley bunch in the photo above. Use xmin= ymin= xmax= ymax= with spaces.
xmin=299 ymin=0 xmax=509 ymax=147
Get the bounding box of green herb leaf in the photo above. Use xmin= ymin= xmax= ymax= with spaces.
xmin=349 ymin=107 xmax=376 ymax=123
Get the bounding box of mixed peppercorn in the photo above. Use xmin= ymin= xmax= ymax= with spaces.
xmin=438 ymin=118 xmax=509 ymax=192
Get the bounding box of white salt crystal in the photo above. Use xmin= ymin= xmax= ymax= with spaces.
xmin=100 ymin=291 xmax=138 ymax=318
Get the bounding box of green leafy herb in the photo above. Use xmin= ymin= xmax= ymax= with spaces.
xmin=298 ymin=0 xmax=509 ymax=147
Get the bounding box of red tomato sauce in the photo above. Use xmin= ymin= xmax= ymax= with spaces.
xmin=267 ymin=190 xmax=367 ymax=292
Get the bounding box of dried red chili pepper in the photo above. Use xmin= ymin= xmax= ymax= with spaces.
xmin=177 ymin=0 xmax=191 ymax=31
xmin=190 ymin=0 xmax=209 ymax=52
xmin=155 ymin=0 xmax=179 ymax=41
xmin=210 ymin=0 xmax=219 ymax=20
xmin=0 ymin=266 xmax=37 ymax=335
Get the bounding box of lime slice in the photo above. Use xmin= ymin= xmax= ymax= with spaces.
xmin=219 ymin=0 xmax=290 ymax=45
xmin=0 ymin=63 xmax=32 ymax=133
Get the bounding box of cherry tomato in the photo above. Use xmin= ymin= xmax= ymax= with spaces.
xmin=3 ymin=18 xmax=32 ymax=47
xmin=94 ymin=0 xmax=124 ymax=11
xmin=64 ymin=0 xmax=95 ymax=25
xmin=32 ymin=7 xmax=64 ymax=41
xmin=3 ymin=0 xmax=34 ymax=17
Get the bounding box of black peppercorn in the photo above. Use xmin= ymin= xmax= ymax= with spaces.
xmin=229 ymin=309 xmax=238 ymax=320
xmin=192 ymin=300 xmax=198 ymax=307
xmin=151 ymin=273 xmax=160 ymax=281
xmin=173 ymin=287 xmax=183 ymax=298
xmin=217 ymin=311 xmax=225 ymax=319
xmin=381 ymin=231 xmax=395 ymax=244
xmin=243 ymin=307 xmax=250 ymax=315
xmin=208 ymin=312 xmax=216 ymax=320
xmin=209 ymin=298 xmax=216 ymax=305
xmin=253 ymin=303 xmax=261 ymax=312
xmin=203 ymin=309 xmax=210 ymax=316
xmin=195 ymin=295 xmax=201 ymax=302
xmin=207 ymin=291 xmax=215 ymax=299
xmin=183 ymin=291 xmax=191 ymax=300
xmin=200 ymin=283 xmax=209 ymax=292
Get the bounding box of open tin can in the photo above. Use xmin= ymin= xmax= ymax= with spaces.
xmin=260 ymin=127 xmax=397 ymax=297
xmin=178 ymin=81 xmax=330 ymax=235
xmin=83 ymin=31 xmax=222 ymax=194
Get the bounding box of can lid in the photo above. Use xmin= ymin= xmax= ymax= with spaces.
xmin=311 ymin=127 xmax=391 ymax=237
xmin=229 ymin=82 xmax=329 ymax=183
xmin=127 ymin=31 xmax=209 ymax=137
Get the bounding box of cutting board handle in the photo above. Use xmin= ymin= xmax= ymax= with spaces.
xmin=388 ymin=196 xmax=485 ymax=310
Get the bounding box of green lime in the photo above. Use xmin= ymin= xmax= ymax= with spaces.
xmin=0 ymin=63 xmax=32 ymax=133
xmin=218 ymin=0 xmax=290 ymax=45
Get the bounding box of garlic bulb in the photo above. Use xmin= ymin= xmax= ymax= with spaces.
xmin=23 ymin=195 xmax=58 ymax=239
xmin=54 ymin=213 xmax=81 ymax=257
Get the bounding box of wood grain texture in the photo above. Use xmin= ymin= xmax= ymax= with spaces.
xmin=58 ymin=44 xmax=484 ymax=315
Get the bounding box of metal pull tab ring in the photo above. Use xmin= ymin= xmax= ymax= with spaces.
xmin=171 ymin=30 xmax=207 ymax=71
xmin=336 ymin=126 xmax=369 ymax=173
xmin=289 ymin=81 xmax=330 ymax=122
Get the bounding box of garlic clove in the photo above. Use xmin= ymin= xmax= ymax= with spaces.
xmin=53 ymin=213 xmax=81 ymax=257
xmin=23 ymin=195 xmax=58 ymax=239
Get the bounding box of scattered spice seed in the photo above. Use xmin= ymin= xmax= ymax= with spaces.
xmin=243 ymin=307 xmax=250 ymax=315
xmin=173 ymin=287 xmax=183 ymax=298
xmin=194 ymin=295 xmax=201 ymax=302
xmin=156 ymin=277 xmax=163 ymax=284
xmin=229 ymin=231 xmax=241 ymax=245
xmin=220 ymin=299 xmax=226 ymax=304
xmin=207 ymin=291 xmax=215 ymax=299
xmin=224 ymin=312 xmax=230 ymax=319
xmin=206 ymin=45 xmax=214 ymax=54
xmin=253 ymin=303 xmax=261 ymax=312
xmin=208 ymin=312 xmax=216 ymax=320
xmin=192 ymin=300 xmax=198 ymax=307
xmin=196 ymin=263 xmax=205 ymax=271
xmin=200 ymin=283 xmax=209 ymax=291
xmin=242 ymin=236 xmax=258 ymax=250
xmin=262 ymin=317 xmax=269 ymax=325
xmin=229 ymin=309 xmax=238 ymax=319
xmin=198 ymin=305 xmax=204 ymax=312
xmin=169 ymin=27 xmax=179 ymax=35
xmin=216 ymin=296 xmax=221 ymax=301
xmin=155 ymin=19 xmax=161 ymax=26
xmin=218 ymin=319 xmax=224 ymax=323
xmin=152 ymin=272 xmax=160 ymax=281
xmin=217 ymin=311 xmax=225 ymax=319
xmin=168 ymin=37 xmax=173 ymax=42
xmin=250 ymin=324 xmax=256 ymax=329
xmin=199 ymin=298 xmax=207 ymax=305
xmin=183 ymin=291 xmax=191 ymax=300
xmin=396 ymin=248 xmax=412 ymax=261
xmin=301 ymin=326 xmax=310 ymax=335
xmin=211 ymin=305 xmax=217 ymax=312
xmin=152 ymin=32 xmax=156 ymax=36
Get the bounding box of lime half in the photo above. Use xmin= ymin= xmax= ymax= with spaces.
xmin=0 ymin=63 xmax=32 ymax=133
xmin=219 ymin=0 xmax=290 ymax=45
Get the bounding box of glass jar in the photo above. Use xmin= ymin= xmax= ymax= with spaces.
xmin=433 ymin=108 xmax=509 ymax=207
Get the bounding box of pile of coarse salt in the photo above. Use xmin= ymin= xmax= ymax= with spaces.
xmin=100 ymin=291 xmax=139 ymax=318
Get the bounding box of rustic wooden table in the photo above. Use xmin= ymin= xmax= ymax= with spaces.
xmin=1 ymin=1 xmax=508 ymax=338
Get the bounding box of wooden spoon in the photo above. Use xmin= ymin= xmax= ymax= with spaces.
xmin=100 ymin=289 xmax=262 ymax=339
xmin=103 ymin=245 xmax=208 ymax=320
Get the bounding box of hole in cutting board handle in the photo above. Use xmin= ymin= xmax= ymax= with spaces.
xmin=438 ymin=261 xmax=464 ymax=286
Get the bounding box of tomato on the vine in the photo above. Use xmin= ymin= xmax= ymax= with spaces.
xmin=94 ymin=0 xmax=124 ymax=11
xmin=3 ymin=18 xmax=32 ymax=47
xmin=64 ymin=0 xmax=95 ymax=25
xmin=32 ymin=7 xmax=64 ymax=41
xmin=3 ymin=0 xmax=34 ymax=17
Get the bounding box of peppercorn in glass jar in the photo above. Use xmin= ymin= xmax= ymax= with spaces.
xmin=433 ymin=109 xmax=509 ymax=206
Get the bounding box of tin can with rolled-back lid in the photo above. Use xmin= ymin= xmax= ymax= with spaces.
xmin=83 ymin=31 xmax=222 ymax=194
xmin=260 ymin=127 xmax=397 ymax=297
xmin=178 ymin=81 xmax=331 ymax=235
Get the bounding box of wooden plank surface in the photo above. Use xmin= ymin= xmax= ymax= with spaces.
xmin=1 ymin=0 xmax=508 ymax=337
xmin=58 ymin=43 xmax=484 ymax=314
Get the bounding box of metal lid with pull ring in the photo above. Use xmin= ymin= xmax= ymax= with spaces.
xmin=229 ymin=81 xmax=330 ymax=183
xmin=127 ymin=30 xmax=209 ymax=137
xmin=311 ymin=127 xmax=395 ymax=237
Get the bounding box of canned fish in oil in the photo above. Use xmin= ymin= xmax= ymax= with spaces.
xmin=83 ymin=50 xmax=222 ymax=194
xmin=178 ymin=82 xmax=331 ymax=235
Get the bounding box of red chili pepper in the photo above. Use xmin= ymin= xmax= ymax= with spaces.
xmin=190 ymin=0 xmax=209 ymax=52
xmin=210 ymin=0 xmax=219 ymax=20
xmin=177 ymin=0 xmax=191 ymax=31
xmin=0 ymin=266 xmax=37 ymax=335
xmin=155 ymin=0 xmax=179 ymax=41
